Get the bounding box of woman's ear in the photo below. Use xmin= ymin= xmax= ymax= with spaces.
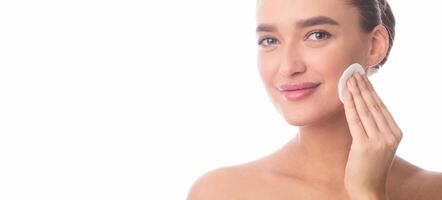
xmin=366 ymin=24 xmax=389 ymax=68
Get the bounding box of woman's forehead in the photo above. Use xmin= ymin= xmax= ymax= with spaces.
xmin=256 ymin=0 xmax=355 ymax=22
xmin=256 ymin=0 xmax=359 ymax=30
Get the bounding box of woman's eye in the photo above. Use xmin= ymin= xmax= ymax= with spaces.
xmin=306 ymin=31 xmax=331 ymax=41
xmin=258 ymin=36 xmax=278 ymax=47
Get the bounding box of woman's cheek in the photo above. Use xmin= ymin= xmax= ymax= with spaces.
xmin=302 ymin=42 xmax=352 ymax=73
xmin=258 ymin=53 xmax=277 ymax=85
xmin=301 ymin=43 xmax=356 ymax=103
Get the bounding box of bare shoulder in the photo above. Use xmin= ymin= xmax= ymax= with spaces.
xmin=186 ymin=165 xmax=252 ymax=200
xmin=389 ymin=157 xmax=442 ymax=200
xmin=413 ymin=170 xmax=442 ymax=200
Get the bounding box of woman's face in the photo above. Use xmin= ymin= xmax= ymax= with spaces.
xmin=256 ymin=0 xmax=372 ymax=126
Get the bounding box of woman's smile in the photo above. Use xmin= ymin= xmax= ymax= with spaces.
xmin=279 ymin=83 xmax=321 ymax=101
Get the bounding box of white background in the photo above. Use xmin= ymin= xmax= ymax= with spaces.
xmin=0 ymin=0 xmax=441 ymax=199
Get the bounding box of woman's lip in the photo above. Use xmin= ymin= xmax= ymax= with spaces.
xmin=280 ymin=84 xmax=320 ymax=101
xmin=278 ymin=82 xmax=321 ymax=91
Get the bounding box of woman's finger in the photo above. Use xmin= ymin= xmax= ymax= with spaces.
xmin=362 ymin=75 xmax=403 ymax=140
xmin=348 ymin=73 xmax=379 ymax=139
xmin=354 ymin=72 xmax=391 ymax=134
xmin=343 ymin=84 xmax=367 ymax=140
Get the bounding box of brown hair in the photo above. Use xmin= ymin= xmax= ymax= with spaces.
xmin=347 ymin=0 xmax=395 ymax=73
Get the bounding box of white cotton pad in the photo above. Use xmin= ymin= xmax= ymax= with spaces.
xmin=338 ymin=63 xmax=366 ymax=103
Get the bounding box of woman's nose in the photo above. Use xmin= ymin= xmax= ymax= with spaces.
xmin=278 ymin=44 xmax=306 ymax=77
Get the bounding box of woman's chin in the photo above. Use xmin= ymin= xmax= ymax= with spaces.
xmin=279 ymin=105 xmax=346 ymax=127
xmin=280 ymin=112 xmax=318 ymax=127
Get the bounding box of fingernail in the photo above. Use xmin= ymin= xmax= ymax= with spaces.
xmin=349 ymin=76 xmax=356 ymax=86
xmin=363 ymin=74 xmax=369 ymax=81
xmin=355 ymin=72 xmax=362 ymax=80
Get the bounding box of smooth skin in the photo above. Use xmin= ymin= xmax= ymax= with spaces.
xmin=188 ymin=0 xmax=442 ymax=199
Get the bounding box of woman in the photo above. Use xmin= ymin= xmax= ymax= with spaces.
xmin=188 ymin=0 xmax=442 ymax=199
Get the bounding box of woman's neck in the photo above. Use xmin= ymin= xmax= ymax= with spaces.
xmin=274 ymin=110 xmax=353 ymax=185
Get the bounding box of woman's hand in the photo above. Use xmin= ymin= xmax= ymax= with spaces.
xmin=343 ymin=72 xmax=403 ymax=199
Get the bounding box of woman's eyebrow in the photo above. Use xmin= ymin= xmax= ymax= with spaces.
xmin=256 ymin=16 xmax=340 ymax=33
